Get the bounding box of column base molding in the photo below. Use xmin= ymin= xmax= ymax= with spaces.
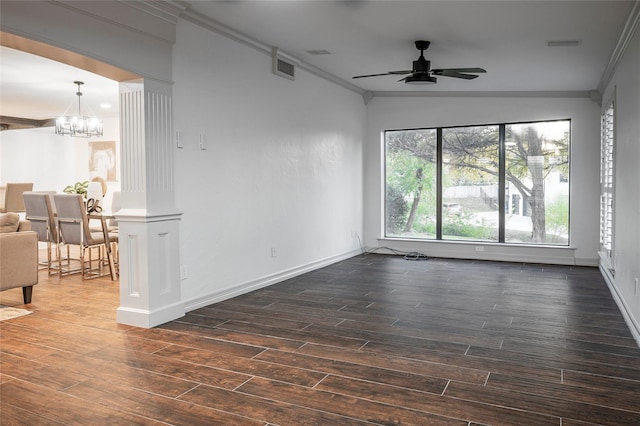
xmin=116 ymin=301 xmax=185 ymax=328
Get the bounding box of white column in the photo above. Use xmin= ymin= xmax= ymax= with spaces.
xmin=115 ymin=78 xmax=184 ymax=327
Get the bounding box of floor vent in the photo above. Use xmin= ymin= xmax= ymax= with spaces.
xmin=272 ymin=48 xmax=296 ymax=80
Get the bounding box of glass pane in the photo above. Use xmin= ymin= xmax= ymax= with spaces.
xmin=505 ymin=120 xmax=570 ymax=245
xmin=442 ymin=125 xmax=500 ymax=242
xmin=385 ymin=129 xmax=437 ymax=238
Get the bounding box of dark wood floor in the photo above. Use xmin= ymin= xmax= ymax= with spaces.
xmin=1 ymin=254 xmax=639 ymax=425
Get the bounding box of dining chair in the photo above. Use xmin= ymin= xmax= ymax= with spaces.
xmin=107 ymin=190 xmax=121 ymax=231
xmin=0 ymin=182 xmax=34 ymax=213
xmin=53 ymin=193 xmax=118 ymax=279
xmin=22 ymin=191 xmax=62 ymax=275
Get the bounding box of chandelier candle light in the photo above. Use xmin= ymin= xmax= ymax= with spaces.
xmin=55 ymin=81 xmax=103 ymax=138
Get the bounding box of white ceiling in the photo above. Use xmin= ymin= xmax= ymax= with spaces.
xmin=0 ymin=46 xmax=120 ymax=121
xmin=0 ymin=1 xmax=635 ymax=122
xmin=187 ymin=0 xmax=635 ymax=92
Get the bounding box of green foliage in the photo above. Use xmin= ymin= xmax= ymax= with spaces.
xmin=442 ymin=215 xmax=494 ymax=240
xmin=63 ymin=181 xmax=89 ymax=197
xmin=386 ymin=131 xmax=437 ymax=233
xmin=386 ymin=184 xmax=408 ymax=235
xmin=545 ymin=195 xmax=569 ymax=242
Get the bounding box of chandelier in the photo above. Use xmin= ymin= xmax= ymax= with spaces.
xmin=55 ymin=81 xmax=103 ymax=138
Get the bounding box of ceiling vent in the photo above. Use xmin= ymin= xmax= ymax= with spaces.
xmin=546 ymin=40 xmax=582 ymax=47
xmin=272 ymin=47 xmax=296 ymax=80
xmin=306 ymin=49 xmax=331 ymax=56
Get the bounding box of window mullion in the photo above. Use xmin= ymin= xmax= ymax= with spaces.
xmin=436 ymin=127 xmax=443 ymax=240
xmin=498 ymin=124 xmax=506 ymax=243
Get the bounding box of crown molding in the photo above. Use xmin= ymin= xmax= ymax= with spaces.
xmin=597 ymin=1 xmax=640 ymax=94
xmin=122 ymin=1 xmax=189 ymax=25
xmin=370 ymin=90 xmax=594 ymax=99
xmin=179 ymin=6 xmax=365 ymax=96
xmin=174 ymin=1 xmax=635 ymax=104
xmin=50 ymin=0 xmax=180 ymax=44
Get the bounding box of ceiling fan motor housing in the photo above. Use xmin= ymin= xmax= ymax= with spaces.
xmin=413 ymin=58 xmax=430 ymax=72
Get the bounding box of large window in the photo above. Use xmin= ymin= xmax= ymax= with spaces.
xmin=385 ymin=119 xmax=570 ymax=245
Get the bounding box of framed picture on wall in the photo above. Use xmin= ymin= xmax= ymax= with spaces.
xmin=89 ymin=141 xmax=117 ymax=182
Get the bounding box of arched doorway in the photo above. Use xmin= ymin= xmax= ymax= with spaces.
xmin=1 ymin=32 xmax=184 ymax=327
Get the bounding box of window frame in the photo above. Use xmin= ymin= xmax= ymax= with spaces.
xmin=600 ymin=97 xmax=615 ymax=263
xmin=383 ymin=118 xmax=571 ymax=246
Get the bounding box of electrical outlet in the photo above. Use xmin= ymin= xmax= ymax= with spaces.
xmin=475 ymin=246 xmax=485 ymax=252
xmin=271 ymin=247 xmax=277 ymax=258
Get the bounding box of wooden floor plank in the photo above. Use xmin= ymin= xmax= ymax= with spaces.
xmin=486 ymin=372 xmax=640 ymax=413
xmin=315 ymin=374 xmax=560 ymax=426
xmin=297 ymin=342 xmax=490 ymax=385
xmin=445 ymin=379 xmax=640 ymax=425
xmin=1 ymin=253 xmax=639 ymax=425
xmin=254 ymin=348 xmax=449 ymax=394
xmin=0 ymin=380 xmax=164 ymax=425
xmin=179 ymin=383 xmax=374 ymax=425
xmin=153 ymin=344 xmax=329 ymax=387
xmin=65 ymin=378 xmax=263 ymax=425
xmin=237 ymin=376 xmax=469 ymax=425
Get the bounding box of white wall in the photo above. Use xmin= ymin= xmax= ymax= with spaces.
xmin=363 ymin=95 xmax=601 ymax=266
xmin=0 ymin=117 xmax=121 ymax=209
xmin=601 ymin=24 xmax=640 ymax=341
xmin=173 ymin=21 xmax=366 ymax=308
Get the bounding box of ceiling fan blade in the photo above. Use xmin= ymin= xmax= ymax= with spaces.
xmin=433 ymin=71 xmax=479 ymax=80
xmin=432 ymin=67 xmax=486 ymax=74
xmin=352 ymin=70 xmax=412 ymax=79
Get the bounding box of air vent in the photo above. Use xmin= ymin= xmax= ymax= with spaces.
xmin=546 ymin=40 xmax=582 ymax=47
xmin=306 ymin=49 xmax=331 ymax=56
xmin=272 ymin=47 xmax=296 ymax=80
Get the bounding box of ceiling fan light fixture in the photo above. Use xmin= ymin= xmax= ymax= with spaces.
xmin=404 ymin=73 xmax=437 ymax=85
xmin=55 ymin=81 xmax=103 ymax=138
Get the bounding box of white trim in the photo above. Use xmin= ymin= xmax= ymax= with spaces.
xmin=599 ymin=263 xmax=640 ymax=348
xmin=374 ymin=238 xmax=585 ymax=266
xmin=179 ymin=8 xmax=365 ymax=96
xmin=184 ymin=249 xmax=362 ymax=312
xmin=597 ymin=1 xmax=640 ymax=94
xmin=114 ymin=209 xmax=182 ymax=223
xmin=116 ymin=301 xmax=185 ymax=328
xmin=371 ymin=90 xmax=593 ymax=99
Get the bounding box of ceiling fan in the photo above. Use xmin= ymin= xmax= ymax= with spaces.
xmin=353 ymin=40 xmax=486 ymax=84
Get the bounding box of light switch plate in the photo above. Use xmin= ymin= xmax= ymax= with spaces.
xmin=176 ymin=131 xmax=184 ymax=148
xmin=199 ymin=132 xmax=207 ymax=150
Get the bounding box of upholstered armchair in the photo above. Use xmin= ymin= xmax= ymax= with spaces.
xmin=0 ymin=212 xmax=39 ymax=303
xmin=0 ymin=182 xmax=34 ymax=213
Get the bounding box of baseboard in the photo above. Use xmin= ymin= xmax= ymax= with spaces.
xmin=372 ymin=239 xmax=585 ymax=266
xmin=599 ymin=263 xmax=640 ymax=348
xmin=116 ymin=300 xmax=185 ymax=328
xmin=574 ymin=257 xmax=600 ymax=267
xmin=184 ymin=249 xmax=362 ymax=313
xmin=368 ymin=245 xmax=582 ymax=266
